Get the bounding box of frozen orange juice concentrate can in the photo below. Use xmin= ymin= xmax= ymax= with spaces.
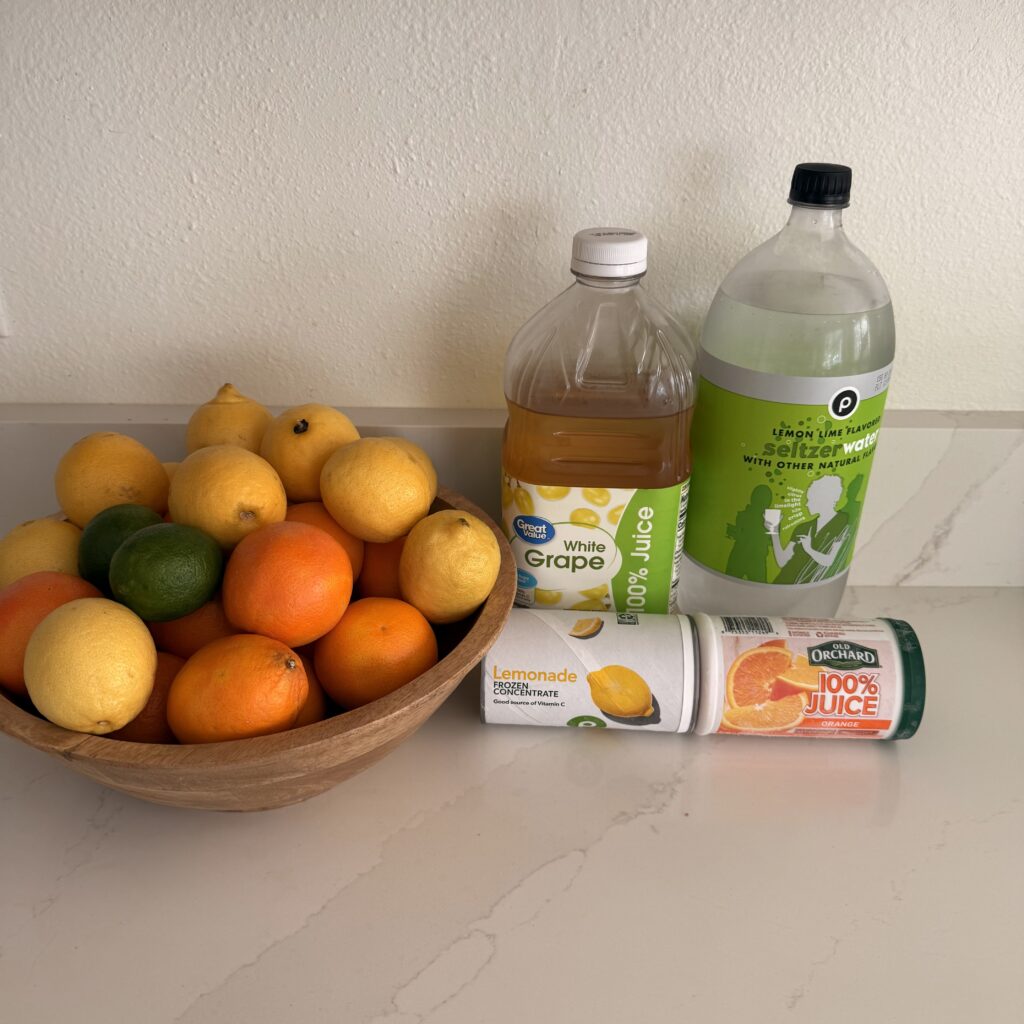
xmin=481 ymin=611 xmax=925 ymax=740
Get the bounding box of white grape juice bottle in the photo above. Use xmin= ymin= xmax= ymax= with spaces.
xmin=502 ymin=228 xmax=696 ymax=614
xmin=680 ymin=164 xmax=894 ymax=617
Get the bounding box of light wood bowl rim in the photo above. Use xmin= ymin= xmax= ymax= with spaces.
xmin=0 ymin=486 xmax=515 ymax=772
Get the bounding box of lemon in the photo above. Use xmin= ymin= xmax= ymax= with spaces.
xmin=169 ymin=445 xmax=287 ymax=549
xmin=260 ymin=403 xmax=360 ymax=502
xmin=381 ymin=437 xmax=438 ymax=503
xmin=55 ymin=432 xmax=169 ymax=528
xmin=320 ymin=437 xmax=432 ymax=543
xmin=109 ymin=523 xmax=223 ymax=621
xmin=185 ymin=383 xmax=272 ymax=454
xmin=24 ymin=597 xmax=157 ymax=734
xmin=0 ymin=517 xmax=82 ymax=587
xmin=586 ymin=665 xmax=653 ymax=718
xmin=399 ymin=510 xmax=501 ymax=624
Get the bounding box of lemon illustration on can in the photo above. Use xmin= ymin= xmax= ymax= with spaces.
xmin=586 ymin=665 xmax=654 ymax=718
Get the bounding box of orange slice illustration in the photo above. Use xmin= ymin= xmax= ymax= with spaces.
xmin=720 ymin=693 xmax=808 ymax=734
xmin=726 ymin=646 xmax=793 ymax=708
xmin=771 ymin=655 xmax=821 ymax=699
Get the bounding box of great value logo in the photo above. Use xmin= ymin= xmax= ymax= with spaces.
xmin=512 ymin=515 xmax=555 ymax=544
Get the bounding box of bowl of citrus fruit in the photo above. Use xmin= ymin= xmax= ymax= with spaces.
xmin=0 ymin=386 xmax=515 ymax=811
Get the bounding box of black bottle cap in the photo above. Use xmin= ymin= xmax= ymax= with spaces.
xmin=788 ymin=163 xmax=852 ymax=208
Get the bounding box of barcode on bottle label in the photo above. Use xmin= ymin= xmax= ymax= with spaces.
xmin=721 ymin=616 xmax=774 ymax=636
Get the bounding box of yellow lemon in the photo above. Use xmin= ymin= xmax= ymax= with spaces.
xmin=185 ymin=383 xmax=272 ymax=454
xmin=320 ymin=437 xmax=431 ymax=543
xmin=586 ymin=665 xmax=653 ymax=718
xmin=399 ymin=510 xmax=501 ymax=624
xmin=534 ymin=588 xmax=563 ymax=605
xmin=537 ymin=485 xmax=570 ymax=500
xmin=55 ymin=432 xmax=169 ymax=528
xmin=570 ymin=508 xmax=600 ymax=527
xmin=0 ymin=518 xmax=82 ymax=587
xmin=24 ymin=598 xmax=157 ymax=734
xmin=169 ymin=445 xmax=287 ymax=549
xmin=608 ymin=505 xmax=625 ymax=525
xmin=381 ymin=436 xmax=438 ymax=503
xmin=260 ymin=403 xmax=360 ymax=502
xmin=582 ymin=487 xmax=611 ymax=507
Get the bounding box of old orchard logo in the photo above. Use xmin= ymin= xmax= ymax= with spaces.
xmin=513 ymin=515 xmax=554 ymax=545
xmin=807 ymin=640 xmax=879 ymax=671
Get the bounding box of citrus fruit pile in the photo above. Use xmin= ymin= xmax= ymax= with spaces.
xmin=720 ymin=640 xmax=818 ymax=733
xmin=0 ymin=384 xmax=502 ymax=745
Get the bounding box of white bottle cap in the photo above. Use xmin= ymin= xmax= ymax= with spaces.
xmin=570 ymin=227 xmax=648 ymax=278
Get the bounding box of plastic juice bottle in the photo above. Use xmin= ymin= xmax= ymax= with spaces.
xmin=679 ymin=164 xmax=894 ymax=617
xmin=501 ymin=228 xmax=696 ymax=614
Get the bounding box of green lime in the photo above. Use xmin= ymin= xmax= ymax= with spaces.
xmin=109 ymin=523 xmax=223 ymax=622
xmin=79 ymin=503 xmax=165 ymax=593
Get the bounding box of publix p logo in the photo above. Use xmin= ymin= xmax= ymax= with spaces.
xmin=828 ymin=386 xmax=860 ymax=420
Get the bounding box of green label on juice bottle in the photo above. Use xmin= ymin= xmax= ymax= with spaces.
xmin=501 ymin=474 xmax=687 ymax=613
xmin=684 ymin=354 xmax=892 ymax=585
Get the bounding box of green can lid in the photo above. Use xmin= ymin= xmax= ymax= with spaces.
xmin=883 ymin=618 xmax=926 ymax=740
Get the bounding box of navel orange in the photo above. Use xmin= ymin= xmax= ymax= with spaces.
xmin=222 ymin=521 xmax=353 ymax=647
xmin=167 ymin=634 xmax=307 ymax=744
xmin=314 ymin=597 xmax=437 ymax=709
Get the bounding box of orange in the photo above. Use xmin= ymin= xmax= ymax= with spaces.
xmin=167 ymin=634 xmax=307 ymax=744
xmin=0 ymin=572 xmax=102 ymax=696
xmin=358 ymin=537 xmax=406 ymax=599
xmin=721 ymin=693 xmax=808 ymax=733
xmin=222 ymin=521 xmax=353 ymax=647
xmin=314 ymin=597 xmax=437 ymax=709
xmin=108 ymin=651 xmax=184 ymax=744
xmin=725 ymin=646 xmax=793 ymax=708
xmin=147 ymin=598 xmax=238 ymax=660
xmin=285 ymin=502 xmax=365 ymax=578
xmin=771 ymin=656 xmax=822 ymax=700
xmin=294 ymin=651 xmax=329 ymax=727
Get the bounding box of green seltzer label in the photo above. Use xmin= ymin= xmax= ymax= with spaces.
xmin=684 ymin=353 xmax=892 ymax=585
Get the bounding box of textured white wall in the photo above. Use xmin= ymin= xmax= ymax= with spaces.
xmin=1 ymin=0 xmax=1021 ymax=410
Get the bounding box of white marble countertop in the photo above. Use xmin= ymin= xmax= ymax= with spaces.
xmin=1 ymin=585 xmax=1021 ymax=1023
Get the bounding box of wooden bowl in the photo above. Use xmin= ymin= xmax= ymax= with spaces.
xmin=0 ymin=488 xmax=515 ymax=812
